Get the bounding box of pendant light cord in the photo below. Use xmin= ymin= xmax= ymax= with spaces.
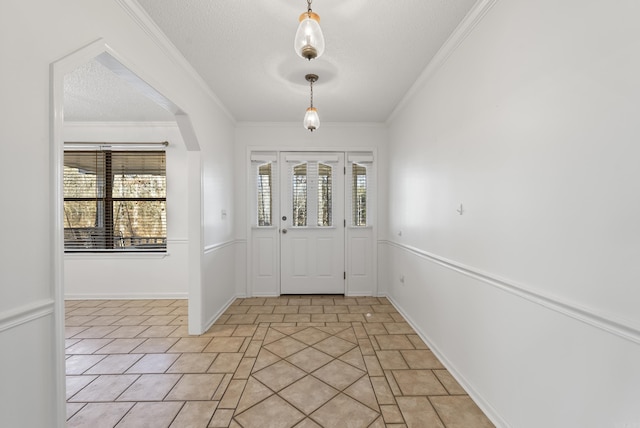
xmin=307 ymin=0 xmax=313 ymax=14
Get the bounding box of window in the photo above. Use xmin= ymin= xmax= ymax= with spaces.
xmin=292 ymin=163 xmax=308 ymax=227
xmin=63 ymin=150 xmax=167 ymax=251
xmin=317 ymin=163 xmax=332 ymax=226
xmin=257 ymin=163 xmax=272 ymax=226
xmin=352 ymin=163 xmax=367 ymax=226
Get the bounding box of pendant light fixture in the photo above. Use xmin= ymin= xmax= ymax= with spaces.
xmin=303 ymin=74 xmax=320 ymax=132
xmin=294 ymin=0 xmax=325 ymax=61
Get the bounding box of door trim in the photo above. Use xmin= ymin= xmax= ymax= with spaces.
xmin=279 ymin=151 xmax=345 ymax=294
xmin=246 ymin=147 xmax=378 ymax=297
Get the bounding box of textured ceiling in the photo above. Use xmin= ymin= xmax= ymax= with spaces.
xmin=64 ymin=59 xmax=175 ymax=122
xmin=65 ymin=0 xmax=478 ymax=123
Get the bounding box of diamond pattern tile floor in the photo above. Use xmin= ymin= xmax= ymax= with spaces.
xmin=65 ymin=296 xmax=494 ymax=427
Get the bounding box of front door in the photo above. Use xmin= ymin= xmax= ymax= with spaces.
xmin=280 ymin=152 xmax=345 ymax=294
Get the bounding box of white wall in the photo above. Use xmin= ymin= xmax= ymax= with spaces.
xmin=63 ymin=122 xmax=190 ymax=299
xmin=234 ymin=123 xmax=388 ymax=296
xmin=0 ymin=1 xmax=236 ymax=426
xmin=198 ymin=118 xmax=238 ymax=330
xmin=386 ymin=0 xmax=640 ymax=426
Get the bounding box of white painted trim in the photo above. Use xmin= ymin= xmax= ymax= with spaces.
xmin=64 ymin=252 xmax=171 ymax=260
xmin=384 ymin=294 xmax=507 ymax=428
xmin=0 ymin=300 xmax=55 ymax=333
xmin=250 ymin=226 xmax=278 ymax=231
xmin=51 ymin=39 xmax=204 ymax=427
xmin=247 ymin=146 xmax=381 ymax=154
xmin=347 ymin=153 xmax=374 ymax=163
xmin=202 ymin=294 xmax=237 ymax=334
xmin=168 ymin=239 xmax=189 ymax=244
xmin=64 ymin=142 xmax=169 ymax=151
xmin=237 ymin=122 xmax=387 ymax=129
xmin=64 ymin=293 xmax=188 ymax=300
xmin=387 ymin=0 xmax=499 ymax=123
xmin=186 ymin=150 xmax=203 ymax=335
xmin=347 ymin=226 xmax=374 ymax=230
xmin=235 ymin=236 xmax=248 ymax=301
xmin=246 ymin=147 xmax=378 ymax=298
xmin=114 ymin=0 xmax=235 ymax=123
xmin=204 ymin=240 xmax=237 ymax=255
xmin=64 ymin=121 xmax=179 ymax=129
xmin=383 ymin=240 xmax=640 ymax=345
xmin=63 ymin=239 xmax=186 ymax=259
xmin=284 ymin=153 xmax=340 ymax=162
xmin=51 ymin=40 xmax=115 ymax=428
xmin=250 ymin=153 xmax=278 ymax=162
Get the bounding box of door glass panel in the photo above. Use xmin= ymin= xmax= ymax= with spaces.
xmin=292 ymin=163 xmax=307 ymax=227
xmin=257 ymin=163 xmax=272 ymax=226
xmin=318 ymin=163 xmax=332 ymax=226
xmin=352 ymin=163 xmax=367 ymax=226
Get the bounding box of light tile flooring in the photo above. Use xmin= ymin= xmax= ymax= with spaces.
xmin=65 ymin=296 xmax=494 ymax=428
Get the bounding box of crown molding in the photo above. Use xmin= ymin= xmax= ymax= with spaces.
xmin=236 ymin=121 xmax=388 ymax=129
xmin=114 ymin=0 xmax=236 ymax=123
xmin=387 ymin=0 xmax=500 ymax=123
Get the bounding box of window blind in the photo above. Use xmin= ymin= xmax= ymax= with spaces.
xmin=292 ymin=163 xmax=308 ymax=227
xmin=317 ymin=163 xmax=333 ymax=227
xmin=257 ymin=163 xmax=273 ymax=226
xmin=352 ymin=163 xmax=367 ymax=226
xmin=63 ymin=150 xmax=167 ymax=252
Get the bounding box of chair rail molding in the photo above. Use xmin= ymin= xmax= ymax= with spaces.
xmin=204 ymin=239 xmax=238 ymax=255
xmin=383 ymin=240 xmax=640 ymax=345
xmin=0 ymin=299 xmax=55 ymax=333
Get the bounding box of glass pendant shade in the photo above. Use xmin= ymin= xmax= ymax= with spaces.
xmin=304 ymin=107 xmax=320 ymax=131
xmin=295 ymin=12 xmax=325 ymax=60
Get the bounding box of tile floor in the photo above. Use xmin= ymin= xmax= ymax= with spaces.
xmin=65 ymin=296 xmax=494 ymax=428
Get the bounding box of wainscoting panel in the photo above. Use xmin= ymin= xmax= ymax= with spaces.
xmin=381 ymin=241 xmax=640 ymax=428
xmin=202 ymin=240 xmax=238 ymax=333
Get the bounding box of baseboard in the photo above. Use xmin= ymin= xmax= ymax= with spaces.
xmin=64 ymin=292 xmax=188 ymax=300
xmin=202 ymin=294 xmax=238 ymax=334
xmin=384 ymin=293 xmax=509 ymax=428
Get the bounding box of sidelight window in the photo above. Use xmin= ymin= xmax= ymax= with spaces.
xmin=352 ymin=163 xmax=367 ymax=226
xmin=257 ymin=163 xmax=273 ymax=226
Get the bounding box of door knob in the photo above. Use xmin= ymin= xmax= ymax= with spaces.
xmin=282 ymin=229 xmax=288 ymax=234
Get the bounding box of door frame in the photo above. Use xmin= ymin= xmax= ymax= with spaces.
xmin=279 ymin=151 xmax=346 ymax=295
xmin=51 ymin=39 xmax=205 ymax=427
xmin=246 ymin=146 xmax=378 ymax=298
